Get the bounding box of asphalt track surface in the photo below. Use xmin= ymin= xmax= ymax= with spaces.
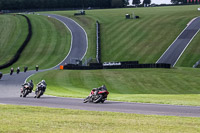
xmin=0 ymin=14 xmax=200 ymax=117
xmin=43 ymin=13 xmax=88 ymax=68
xmin=157 ymin=17 xmax=200 ymax=66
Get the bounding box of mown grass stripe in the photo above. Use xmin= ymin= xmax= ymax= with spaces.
xmin=54 ymin=6 xmax=200 ymax=66
xmin=0 ymin=15 xmax=28 ymax=66
xmin=28 ymin=67 xmax=200 ymax=106
xmin=0 ymin=14 xmax=70 ymax=73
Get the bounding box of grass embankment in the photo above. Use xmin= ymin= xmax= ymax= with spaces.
xmin=49 ymin=5 xmax=200 ymax=67
xmin=0 ymin=105 xmax=199 ymax=133
xmin=28 ymin=67 xmax=200 ymax=106
xmin=0 ymin=14 xmax=71 ymax=74
xmin=0 ymin=14 xmax=28 ymax=66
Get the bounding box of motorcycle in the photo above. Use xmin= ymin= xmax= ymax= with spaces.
xmin=10 ymin=70 xmax=13 ymax=75
xmin=20 ymin=84 xmax=32 ymax=97
xmin=0 ymin=72 xmax=2 ymax=79
xmin=83 ymin=86 xmax=109 ymax=103
xmin=35 ymin=83 xmax=46 ymax=98
xmin=17 ymin=69 xmax=20 ymax=74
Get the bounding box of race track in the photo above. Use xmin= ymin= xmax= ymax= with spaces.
xmin=0 ymin=14 xmax=200 ymax=117
xmin=157 ymin=17 xmax=200 ymax=66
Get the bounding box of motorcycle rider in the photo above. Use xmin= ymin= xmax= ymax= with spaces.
xmin=10 ymin=67 xmax=14 ymax=75
xmin=35 ymin=80 xmax=47 ymax=95
xmin=84 ymin=85 xmax=108 ymax=103
xmin=17 ymin=67 xmax=20 ymax=74
xmin=0 ymin=72 xmax=2 ymax=79
xmin=20 ymin=80 xmax=34 ymax=97
xmin=91 ymin=85 xmax=106 ymax=96
xmin=37 ymin=80 xmax=47 ymax=87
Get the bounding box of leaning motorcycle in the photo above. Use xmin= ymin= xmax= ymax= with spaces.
xmin=84 ymin=88 xmax=109 ymax=103
xmin=20 ymin=84 xmax=32 ymax=97
xmin=35 ymin=83 xmax=46 ymax=98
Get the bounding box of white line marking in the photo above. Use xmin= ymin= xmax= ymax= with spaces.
xmin=45 ymin=15 xmax=74 ymax=70
xmin=173 ymin=29 xmax=200 ymax=67
xmin=54 ymin=14 xmax=88 ymax=61
xmin=156 ymin=17 xmax=200 ymax=65
xmin=24 ymin=14 xmax=88 ymax=82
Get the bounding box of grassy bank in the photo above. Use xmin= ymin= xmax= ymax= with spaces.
xmin=48 ymin=5 xmax=200 ymax=67
xmin=0 ymin=14 xmax=71 ymax=74
xmin=28 ymin=67 xmax=200 ymax=106
xmin=0 ymin=105 xmax=199 ymax=133
xmin=0 ymin=14 xmax=28 ymax=66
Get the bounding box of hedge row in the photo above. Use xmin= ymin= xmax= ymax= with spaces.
xmin=96 ymin=21 xmax=101 ymax=63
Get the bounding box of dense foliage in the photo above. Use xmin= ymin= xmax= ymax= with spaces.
xmin=132 ymin=0 xmax=141 ymax=5
xmin=0 ymin=0 xmax=128 ymax=10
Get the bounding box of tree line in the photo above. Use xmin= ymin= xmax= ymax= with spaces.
xmin=0 ymin=0 xmax=129 ymax=10
xmin=132 ymin=0 xmax=151 ymax=5
xmin=171 ymin=0 xmax=200 ymax=4
xmin=132 ymin=0 xmax=200 ymax=5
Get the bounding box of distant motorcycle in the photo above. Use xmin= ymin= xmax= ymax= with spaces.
xmin=20 ymin=84 xmax=32 ymax=97
xmin=84 ymin=85 xmax=109 ymax=103
xmin=17 ymin=69 xmax=20 ymax=74
xmin=0 ymin=72 xmax=2 ymax=79
xmin=35 ymin=83 xmax=46 ymax=98
xmin=10 ymin=69 xmax=14 ymax=75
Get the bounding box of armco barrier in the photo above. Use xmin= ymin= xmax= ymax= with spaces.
xmin=0 ymin=14 xmax=32 ymax=69
xmin=96 ymin=21 xmax=101 ymax=63
xmin=121 ymin=61 xmax=139 ymax=65
xmin=63 ymin=63 xmax=171 ymax=70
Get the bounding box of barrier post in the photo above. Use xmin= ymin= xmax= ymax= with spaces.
xmin=60 ymin=65 xmax=64 ymax=70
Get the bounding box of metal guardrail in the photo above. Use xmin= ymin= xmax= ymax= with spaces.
xmin=96 ymin=21 xmax=101 ymax=63
xmin=193 ymin=60 xmax=200 ymax=68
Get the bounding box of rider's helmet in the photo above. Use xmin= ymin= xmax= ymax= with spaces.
xmin=42 ymin=80 xmax=45 ymax=83
xmin=29 ymin=80 xmax=33 ymax=83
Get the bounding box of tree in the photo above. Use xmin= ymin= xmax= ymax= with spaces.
xmin=132 ymin=0 xmax=141 ymax=5
xmin=111 ymin=0 xmax=125 ymax=7
xmin=143 ymin=0 xmax=151 ymax=4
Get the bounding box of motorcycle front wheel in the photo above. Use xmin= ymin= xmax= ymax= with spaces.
xmin=23 ymin=89 xmax=28 ymax=97
xmin=93 ymin=95 xmax=103 ymax=103
xmin=36 ymin=90 xmax=42 ymax=98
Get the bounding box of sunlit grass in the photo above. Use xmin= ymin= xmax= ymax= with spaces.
xmin=28 ymin=67 xmax=200 ymax=106
xmin=0 ymin=105 xmax=200 ymax=133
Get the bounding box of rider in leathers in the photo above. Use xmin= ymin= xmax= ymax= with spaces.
xmin=35 ymin=80 xmax=47 ymax=95
xmin=20 ymin=80 xmax=34 ymax=97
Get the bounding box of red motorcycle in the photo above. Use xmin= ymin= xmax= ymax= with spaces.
xmin=20 ymin=84 xmax=32 ymax=97
xmin=84 ymin=85 xmax=109 ymax=103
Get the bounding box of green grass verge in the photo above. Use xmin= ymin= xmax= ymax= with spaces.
xmin=0 ymin=14 xmax=71 ymax=74
xmin=0 ymin=105 xmax=199 ymax=133
xmin=0 ymin=14 xmax=28 ymax=66
xmin=28 ymin=67 xmax=200 ymax=106
xmin=46 ymin=5 xmax=200 ymax=67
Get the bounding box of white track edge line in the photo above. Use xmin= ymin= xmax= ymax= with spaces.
xmin=55 ymin=14 xmax=88 ymax=61
xmin=173 ymin=29 xmax=200 ymax=67
xmin=24 ymin=14 xmax=88 ymax=82
xmin=156 ymin=17 xmax=199 ymax=64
